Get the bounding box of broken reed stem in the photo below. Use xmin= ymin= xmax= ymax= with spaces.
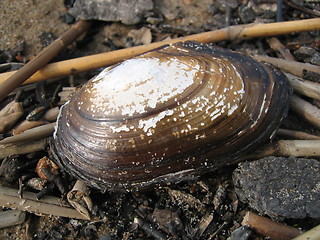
xmin=242 ymin=211 xmax=302 ymax=240
xmin=246 ymin=140 xmax=320 ymax=160
xmin=0 ymin=210 xmax=26 ymax=229
xmin=266 ymin=37 xmax=296 ymax=61
xmin=0 ymin=122 xmax=55 ymax=144
xmin=12 ymin=120 xmax=46 ymax=135
xmin=0 ymin=185 xmax=88 ymax=220
xmin=291 ymin=94 xmax=320 ymax=129
xmin=0 ymin=100 xmax=24 ymax=134
xmin=285 ymin=73 xmax=320 ymax=100
xmin=43 ymin=106 xmax=60 ymax=122
xmin=0 ymin=20 xmax=91 ymax=102
xmin=292 ymin=224 xmax=320 ymax=240
xmin=67 ymin=180 xmax=93 ymax=220
xmin=0 ymin=139 xmax=47 ymax=159
xmin=277 ymin=129 xmax=320 ymax=140
xmin=252 ymin=55 xmax=320 ymax=78
xmin=0 ymin=18 xmax=319 ymax=87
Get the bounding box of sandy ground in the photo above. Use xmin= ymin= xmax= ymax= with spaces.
xmin=0 ymin=0 xmax=69 ymax=57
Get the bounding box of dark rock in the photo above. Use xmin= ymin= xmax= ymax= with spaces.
xmin=39 ymin=32 xmax=56 ymax=48
xmin=238 ymin=5 xmax=256 ymax=23
xmin=64 ymin=0 xmax=75 ymax=8
xmin=0 ymin=49 xmax=13 ymax=63
xmin=69 ymin=0 xmax=153 ymax=25
xmin=62 ymin=12 xmax=76 ymax=24
xmin=232 ymin=157 xmax=320 ymax=220
xmin=0 ymin=156 xmax=25 ymax=182
xmin=303 ymin=70 xmax=320 ymax=83
xmin=294 ymin=46 xmax=320 ymax=66
xmin=0 ymin=42 xmax=27 ymax=64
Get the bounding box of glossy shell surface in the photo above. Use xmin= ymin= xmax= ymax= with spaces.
xmin=52 ymin=41 xmax=291 ymax=191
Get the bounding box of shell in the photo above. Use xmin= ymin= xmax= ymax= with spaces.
xmin=51 ymin=41 xmax=292 ymax=191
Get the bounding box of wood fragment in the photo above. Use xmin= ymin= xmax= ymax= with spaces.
xmin=0 ymin=20 xmax=91 ymax=102
xmin=253 ymin=55 xmax=320 ymax=78
xmin=0 ymin=185 xmax=88 ymax=220
xmin=277 ymin=129 xmax=320 ymax=140
xmin=0 ymin=101 xmax=24 ymax=134
xmin=0 ymin=18 xmax=319 ymax=86
xmin=0 ymin=139 xmax=47 ymax=159
xmin=242 ymin=211 xmax=301 ymax=240
xmin=290 ymin=94 xmax=320 ymax=129
xmin=285 ymin=73 xmax=320 ymax=100
xmin=0 ymin=210 xmax=26 ymax=229
xmin=0 ymin=123 xmax=55 ymax=144
xmin=245 ymin=140 xmax=320 ymax=160
xmin=292 ymin=224 xmax=320 ymax=240
xmin=266 ymin=37 xmax=296 ymax=61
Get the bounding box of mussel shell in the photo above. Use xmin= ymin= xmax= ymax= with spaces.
xmin=51 ymin=41 xmax=292 ymax=191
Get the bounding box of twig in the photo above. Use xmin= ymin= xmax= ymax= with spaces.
xmin=0 ymin=139 xmax=47 ymax=159
xmin=292 ymin=224 xmax=320 ymax=240
xmin=277 ymin=129 xmax=320 ymax=140
xmin=245 ymin=140 xmax=320 ymax=160
xmin=0 ymin=123 xmax=55 ymax=144
xmin=242 ymin=211 xmax=301 ymax=240
xmin=285 ymin=0 xmax=320 ymax=17
xmin=0 ymin=185 xmax=88 ymax=220
xmin=291 ymin=94 xmax=320 ymax=129
xmin=285 ymin=73 xmax=320 ymax=101
xmin=0 ymin=20 xmax=91 ymax=102
xmin=0 ymin=18 xmax=319 ymax=86
xmin=252 ymin=55 xmax=320 ymax=78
